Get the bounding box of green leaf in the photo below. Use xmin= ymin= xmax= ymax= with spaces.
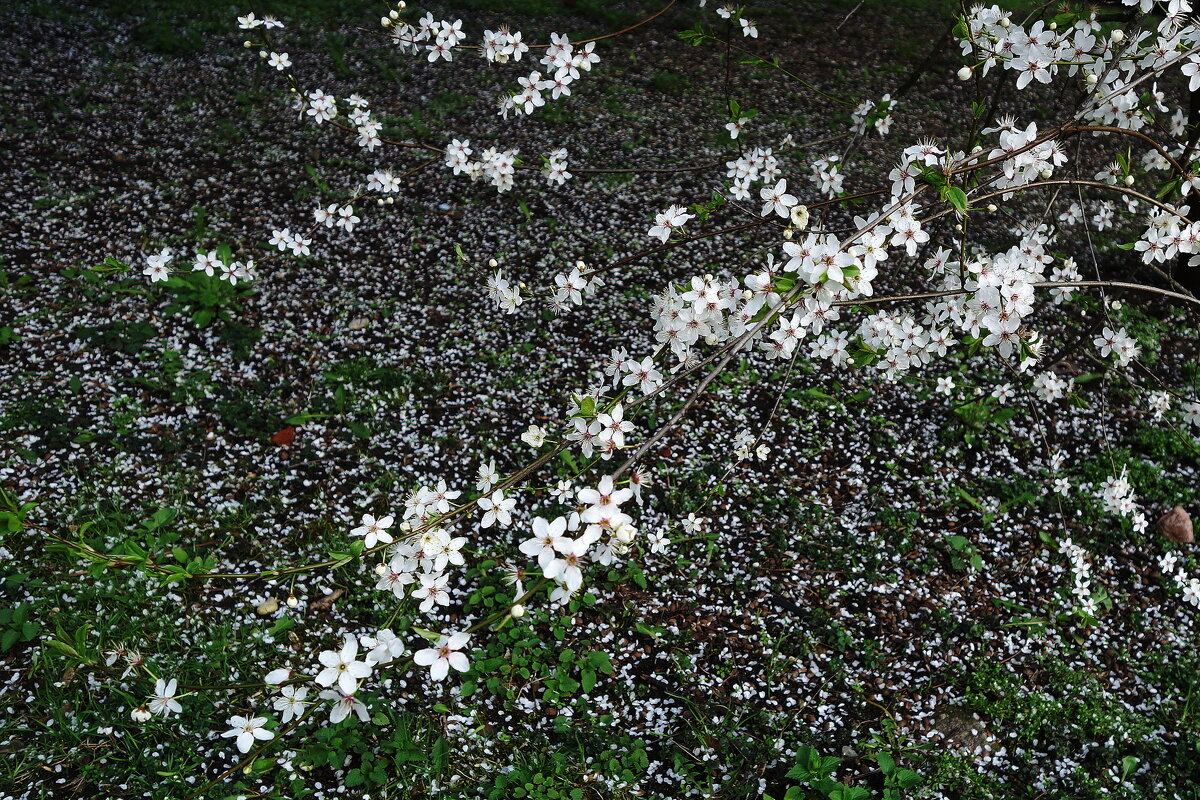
xmin=587 ymin=650 xmax=615 ymax=673
xmin=347 ymin=420 xmax=371 ymax=440
xmin=919 ymin=165 xmax=947 ymax=188
xmin=634 ymin=622 xmax=663 ymax=639
xmin=894 ymin=769 xmax=922 ymax=788
xmin=580 ymin=667 xmax=597 ymax=693
xmin=431 ymin=737 xmax=449 ymax=770
xmin=285 ymin=413 xmax=329 ymax=425
xmin=945 ymin=186 xmax=968 ymax=213
xmin=44 ymin=640 xmax=81 ymax=660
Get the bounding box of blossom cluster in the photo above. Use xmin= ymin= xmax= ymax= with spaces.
xmin=1059 ymin=537 xmax=1100 ymax=617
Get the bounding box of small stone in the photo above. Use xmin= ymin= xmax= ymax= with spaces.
xmin=1157 ymin=506 xmax=1194 ymax=544
xmin=256 ymin=598 xmax=279 ymax=615
xmin=348 ymin=317 xmax=369 ymax=330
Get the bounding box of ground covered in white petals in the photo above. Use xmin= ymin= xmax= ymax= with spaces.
xmin=2 ymin=1 xmax=1200 ymax=799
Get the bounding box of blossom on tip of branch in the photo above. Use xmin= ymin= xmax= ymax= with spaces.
xmin=648 ymin=205 xmax=695 ymax=242
xmin=350 ymin=513 xmax=394 ymax=548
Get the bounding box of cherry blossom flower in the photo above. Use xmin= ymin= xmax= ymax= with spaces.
xmin=143 ymin=247 xmax=172 ymax=283
xmin=412 ymin=572 xmax=451 ymax=612
xmin=648 ymin=205 xmax=695 ymax=242
xmin=413 ymin=632 xmax=471 ymax=681
xmin=350 ymin=513 xmax=394 ymax=548
xmin=520 ymin=516 xmax=569 ymax=568
xmin=148 ymin=678 xmax=181 ymax=717
xmin=314 ymin=634 xmax=373 ymax=694
xmin=273 ymin=686 xmax=308 ymax=723
xmin=479 ymin=489 xmax=515 ymax=528
xmin=221 ymin=715 xmax=274 ymax=753
xmin=319 ymin=689 xmax=370 ymax=723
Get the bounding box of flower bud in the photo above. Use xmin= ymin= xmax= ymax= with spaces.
xmin=488 ymin=258 xmax=498 ymax=268
xmin=510 ymin=603 xmax=526 ymax=618
xmin=374 ymin=563 xmax=388 ymax=575
xmin=1039 ymin=168 xmax=1052 ymax=179
xmin=957 ymin=66 xmax=972 ymax=81
xmin=1111 ymin=29 xmax=1124 ymax=43
xmin=1049 ymin=21 xmax=1057 ymax=30
xmin=987 ymin=203 xmax=998 ymax=212
xmin=259 ymin=50 xmax=268 ymax=58
xmin=243 ymin=40 xmax=253 ymax=48
xmin=999 ymin=16 xmax=1010 ymax=28
xmin=381 ymin=16 xmax=392 ymax=26
xmin=286 ymin=595 xmax=298 ymax=608
xmin=1086 ymin=73 xmax=1098 ymax=86
xmin=1123 ymin=174 xmax=1135 ymax=186
xmin=389 ymin=9 xmax=399 ymax=18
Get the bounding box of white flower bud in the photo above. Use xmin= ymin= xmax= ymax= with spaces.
xmin=374 ymin=563 xmax=388 ymax=575
xmin=1049 ymin=21 xmax=1057 ymax=30
xmin=987 ymin=203 xmax=998 ymax=212
xmin=1124 ymin=174 xmax=1135 ymax=186
xmin=243 ymin=40 xmax=253 ymax=48
xmin=1086 ymin=73 xmax=1098 ymax=86
xmin=286 ymin=595 xmax=298 ymax=608
xmin=1000 ymin=16 xmax=1011 ymax=28
xmin=1111 ymin=29 xmax=1124 ymax=43
xmin=488 ymin=258 xmax=498 ymax=267
xmin=389 ymin=9 xmax=399 ymax=18
xmin=957 ymin=66 xmax=973 ymax=81
xmin=1039 ymin=168 xmax=1052 ymax=179
xmin=510 ymin=603 xmax=526 ymax=618
xmin=259 ymin=50 xmax=268 ymax=58
xmin=381 ymin=16 xmax=392 ymax=26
